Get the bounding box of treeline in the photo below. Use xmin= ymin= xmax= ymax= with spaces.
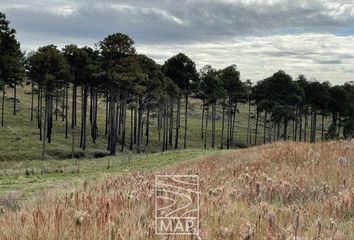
xmin=1 ymin=12 xmax=354 ymax=160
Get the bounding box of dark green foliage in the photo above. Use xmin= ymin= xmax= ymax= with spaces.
xmin=162 ymin=53 xmax=198 ymax=149
xmin=27 ymin=45 xmax=69 ymax=160
xmin=28 ymin=45 xmax=69 ymax=89
xmin=99 ymin=33 xmax=137 ymax=155
xmin=199 ymin=66 xmax=225 ymax=104
xmin=220 ymin=65 xmax=243 ymax=101
xmin=254 ymin=71 xmax=303 ymax=123
xmin=326 ymin=124 xmax=338 ymax=140
xmin=133 ymin=54 xmax=165 ymax=103
xmin=0 ymin=12 xmax=25 ymax=88
xmin=161 ymin=53 xmax=198 ymax=95
xmin=343 ymin=116 xmax=354 ymax=139
xmin=307 ymin=81 xmax=330 ymax=111
xmin=329 ymin=85 xmax=348 ymax=125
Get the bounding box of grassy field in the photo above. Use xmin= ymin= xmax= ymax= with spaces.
xmin=0 ymin=85 xmax=244 ymax=198
xmin=0 ymin=140 xmax=353 ymax=239
xmin=0 ymin=148 xmax=223 ymax=199
xmin=0 ymin=85 xmax=330 ymax=162
xmin=0 ymin=85 xmax=254 ymax=162
xmin=0 ymin=84 xmax=258 ymax=202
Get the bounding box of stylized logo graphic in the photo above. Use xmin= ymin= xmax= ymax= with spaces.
xmin=155 ymin=175 xmax=200 ymax=236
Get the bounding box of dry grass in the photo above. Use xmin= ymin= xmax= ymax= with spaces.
xmin=1 ymin=140 xmax=354 ymax=239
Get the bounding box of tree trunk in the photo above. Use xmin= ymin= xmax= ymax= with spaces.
xmin=246 ymin=97 xmax=251 ymax=145
xmin=71 ymin=84 xmax=77 ymax=158
xmin=221 ymin=104 xmax=225 ymax=149
xmin=183 ymin=90 xmax=189 ymax=149
xmin=312 ymin=108 xmax=317 ymax=143
xmin=284 ymin=118 xmax=288 ymax=141
xmin=299 ymin=110 xmax=302 ymax=142
xmin=211 ymin=102 xmax=216 ymax=148
xmin=121 ymin=100 xmax=126 ymax=152
xmin=304 ymin=112 xmax=308 ymax=142
xmin=321 ymin=113 xmax=325 ymax=142
xmin=168 ymin=97 xmax=174 ymax=146
xmin=175 ymin=97 xmax=181 ymax=149
xmin=146 ymin=108 xmax=150 ymax=146
xmin=158 ymin=105 xmax=161 ymax=146
xmin=65 ymin=84 xmax=69 ymax=139
xmin=13 ymin=84 xmax=16 ymax=115
xmin=91 ymin=89 xmax=98 ymax=143
xmin=292 ymin=120 xmax=295 ymax=141
xmin=294 ymin=108 xmax=298 ymax=141
xmin=108 ymin=93 xmax=116 ymax=156
xmin=162 ymin=105 xmax=166 ymax=152
xmin=80 ymin=86 xmax=84 ymax=148
xmin=268 ymin=111 xmax=272 ymax=143
xmin=263 ymin=111 xmax=268 ymax=144
xmin=201 ymin=100 xmax=205 ymax=139
xmin=105 ymin=92 xmax=109 ymax=137
xmin=204 ymin=105 xmax=209 ymax=149
xmin=38 ymin=88 xmax=42 ymax=140
xmin=310 ymin=109 xmax=314 ymax=142
xmin=231 ymin=103 xmax=237 ymax=143
xmin=227 ymin=97 xmax=231 ymax=149
xmin=90 ymin=88 xmax=94 ymax=142
xmin=55 ymin=84 xmax=58 ymax=121
xmin=89 ymin=88 xmax=93 ymax=126
xmin=137 ymin=100 xmax=142 ymax=154
xmin=134 ymin=105 xmax=137 ymax=144
xmin=31 ymin=81 xmax=34 ymax=121
xmin=277 ymin=120 xmax=280 ymax=140
xmin=332 ymin=112 xmax=337 ymax=126
xmin=1 ymin=88 xmax=5 ymax=127
xmin=41 ymin=94 xmax=48 ymax=160
xmin=130 ymin=107 xmax=133 ymax=151
xmin=118 ymin=102 xmax=122 ymax=137
xmin=61 ymin=84 xmax=65 ymax=122
xmin=115 ymin=102 xmax=119 ymax=142
xmin=254 ymin=109 xmax=259 ymax=145
xmin=165 ymin=103 xmax=168 ymax=151
xmin=82 ymin=86 xmax=88 ymax=150
xmin=47 ymin=94 xmax=53 ymax=144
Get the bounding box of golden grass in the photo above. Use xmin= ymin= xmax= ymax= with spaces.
xmin=1 ymin=140 xmax=354 ymax=239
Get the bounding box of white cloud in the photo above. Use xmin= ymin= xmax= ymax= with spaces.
xmin=137 ymin=33 xmax=354 ymax=84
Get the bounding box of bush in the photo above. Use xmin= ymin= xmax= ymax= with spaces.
xmin=325 ymin=124 xmax=338 ymax=140
xmin=343 ymin=116 xmax=354 ymax=139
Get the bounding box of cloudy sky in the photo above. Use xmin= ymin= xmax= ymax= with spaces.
xmin=1 ymin=0 xmax=354 ymax=84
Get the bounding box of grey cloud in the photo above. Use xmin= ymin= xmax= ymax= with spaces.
xmin=315 ymin=59 xmax=343 ymax=64
xmin=1 ymin=0 xmax=354 ymax=46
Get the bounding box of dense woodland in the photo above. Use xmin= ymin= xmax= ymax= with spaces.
xmin=1 ymin=12 xmax=354 ymax=160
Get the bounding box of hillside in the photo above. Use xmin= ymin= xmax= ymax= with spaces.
xmin=0 ymin=84 xmax=332 ymax=162
xmin=0 ymin=84 xmax=251 ymax=198
xmin=0 ymin=85 xmax=253 ymax=162
xmin=1 ymin=140 xmax=353 ymax=239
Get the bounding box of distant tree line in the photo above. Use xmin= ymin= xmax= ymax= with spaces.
xmin=1 ymin=12 xmax=354 ymax=160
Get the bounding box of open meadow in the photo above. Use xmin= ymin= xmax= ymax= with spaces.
xmin=1 ymin=140 xmax=354 ymax=239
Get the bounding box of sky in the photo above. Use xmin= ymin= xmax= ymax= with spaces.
xmin=1 ymin=0 xmax=354 ymax=84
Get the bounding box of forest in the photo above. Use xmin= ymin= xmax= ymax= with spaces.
xmin=1 ymin=11 xmax=354 ymax=161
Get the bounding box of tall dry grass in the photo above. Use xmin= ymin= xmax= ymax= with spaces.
xmin=1 ymin=140 xmax=354 ymax=239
